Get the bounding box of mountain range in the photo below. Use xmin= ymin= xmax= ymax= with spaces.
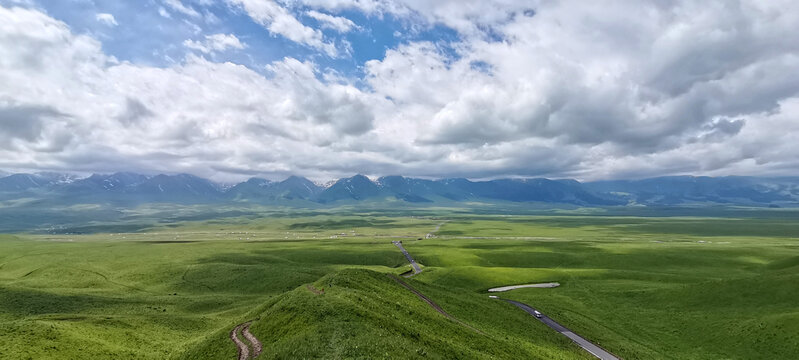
xmin=1 ymin=172 xmax=798 ymax=207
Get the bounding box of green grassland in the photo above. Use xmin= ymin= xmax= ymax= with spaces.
xmin=1 ymin=211 xmax=798 ymax=359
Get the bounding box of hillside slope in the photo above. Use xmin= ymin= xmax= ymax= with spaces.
xmin=180 ymin=269 xmax=588 ymax=359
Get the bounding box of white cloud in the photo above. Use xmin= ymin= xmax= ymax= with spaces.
xmin=362 ymin=1 xmax=799 ymax=179
xmin=158 ymin=7 xmax=172 ymax=18
xmin=296 ymin=0 xmax=406 ymax=17
xmin=95 ymin=13 xmax=118 ymax=27
xmin=226 ymin=0 xmax=338 ymax=57
xmin=184 ymin=33 xmax=246 ymax=54
xmin=306 ymin=10 xmax=360 ymax=33
xmin=1 ymin=2 xmax=799 ymax=181
xmin=163 ymin=0 xmax=200 ymax=18
xmin=0 ymin=6 xmax=380 ymax=180
xmin=299 ymin=0 xmax=529 ymax=35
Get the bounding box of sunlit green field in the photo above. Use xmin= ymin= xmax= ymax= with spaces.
xmin=1 ymin=211 xmax=798 ymax=359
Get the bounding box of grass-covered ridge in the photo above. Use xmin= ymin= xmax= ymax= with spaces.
xmin=182 ymin=268 xmax=586 ymax=359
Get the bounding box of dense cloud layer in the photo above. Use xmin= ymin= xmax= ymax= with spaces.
xmin=1 ymin=1 xmax=798 ymax=181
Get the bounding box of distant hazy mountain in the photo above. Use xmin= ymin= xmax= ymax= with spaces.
xmin=0 ymin=173 xmax=50 ymax=192
xmin=317 ymin=175 xmax=383 ymax=202
xmin=377 ymin=176 xmax=444 ymax=202
xmin=374 ymin=176 xmax=620 ymax=204
xmin=60 ymin=172 xmax=150 ymax=194
xmin=226 ymin=175 xmax=322 ymax=202
xmin=130 ymin=174 xmax=221 ymax=202
xmin=0 ymin=172 xmax=797 ymax=207
xmin=469 ymin=178 xmax=620 ymax=205
xmin=225 ymin=177 xmax=274 ymax=201
xmin=584 ymin=176 xmax=799 ymax=206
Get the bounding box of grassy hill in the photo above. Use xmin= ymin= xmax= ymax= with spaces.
xmin=1 ymin=213 xmax=798 ymax=359
xmin=182 ymin=269 xmax=586 ymax=359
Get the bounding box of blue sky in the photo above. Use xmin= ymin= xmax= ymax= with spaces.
xmin=1 ymin=0 xmax=798 ymax=181
xmin=29 ymin=0 xmax=459 ymax=81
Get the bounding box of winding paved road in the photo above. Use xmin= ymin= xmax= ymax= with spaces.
xmin=500 ymin=299 xmax=619 ymax=360
xmin=392 ymin=241 xmax=422 ymax=276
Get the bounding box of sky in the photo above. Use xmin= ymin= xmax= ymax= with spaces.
xmin=0 ymin=0 xmax=798 ymax=182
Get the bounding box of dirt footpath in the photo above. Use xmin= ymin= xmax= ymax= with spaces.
xmin=230 ymin=321 xmax=263 ymax=359
xmin=230 ymin=323 xmax=250 ymax=360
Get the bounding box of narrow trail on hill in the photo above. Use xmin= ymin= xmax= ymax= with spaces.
xmin=388 ymin=274 xmax=485 ymax=335
xmin=230 ymin=323 xmax=250 ymax=360
xmin=242 ymin=323 xmax=263 ymax=358
xmin=230 ymin=321 xmax=264 ymax=359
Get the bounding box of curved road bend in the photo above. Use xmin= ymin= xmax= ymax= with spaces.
xmin=392 ymin=241 xmax=422 ymax=275
xmin=501 ymin=299 xmax=619 ymax=360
